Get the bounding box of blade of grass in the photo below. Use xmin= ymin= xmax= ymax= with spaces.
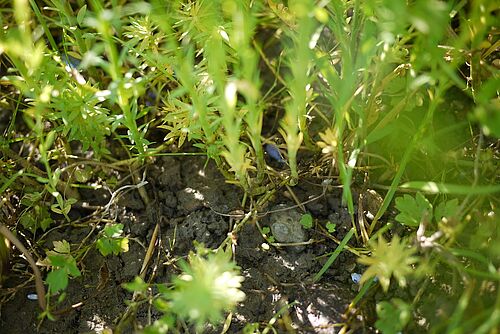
xmin=400 ymin=182 xmax=500 ymax=195
xmin=313 ymin=228 xmax=355 ymax=283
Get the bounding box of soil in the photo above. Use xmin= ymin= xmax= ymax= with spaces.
xmin=0 ymin=156 xmax=369 ymax=333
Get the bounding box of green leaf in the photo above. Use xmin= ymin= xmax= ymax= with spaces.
xmin=358 ymin=235 xmax=419 ymax=292
xmin=48 ymin=254 xmax=68 ymax=267
xmin=300 ymin=213 xmax=313 ymax=229
xmin=20 ymin=192 xmax=43 ymax=206
xmin=96 ymin=224 xmax=128 ymax=256
xmin=19 ymin=211 xmax=37 ymax=233
xmin=65 ymin=258 xmax=81 ymax=277
xmin=46 ymin=268 xmax=69 ymax=293
xmin=40 ymin=217 xmax=53 ymax=231
xmin=53 ymin=240 xmax=71 ymax=254
xmin=77 ymin=5 xmax=87 ymax=26
xmin=326 ymin=221 xmax=336 ymax=233
xmin=123 ymin=276 xmax=148 ymax=293
xmin=96 ymin=238 xmax=114 ymax=256
xmin=74 ymin=165 xmax=92 ymax=182
xmin=104 ymin=223 xmax=124 ymax=238
xmin=395 ymin=192 xmax=432 ymax=227
xmin=375 ymin=299 xmax=412 ymax=334
xmin=434 ymin=198 xmax=459 ymax=222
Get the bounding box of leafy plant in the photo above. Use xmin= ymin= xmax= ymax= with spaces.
xmin=96 ymin=224 xmax=129 ymax=256
xmin=325 ymin=221 xmax=336 ymax=234
xmin=261 ymin=226 xmax=276 ymax=243
xmin=395 ymin=192 xmax=433 ymax=227
xmin=395 ymin=192 xmax=460 ymax=227
xmin=169 ymin=246 xmax=245 ymax=329
xmin=375 ymin=298 xmax=412 ymax=334
xmin=124 ymin=245 xmax=245 ymax=332
xmin=299 ymin=213 xmax=313 ymax=230
xmin=358 ymin=235 xmax=419 ymax=292
xmin=43 ymin=240 xmax=81 ymax=295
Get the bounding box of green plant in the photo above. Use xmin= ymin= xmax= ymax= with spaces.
xmin=358 ymin=235 xmax=419 ymax=292
xmin=325 ymin=221 xmax=336 ymax=234
xmin=43 ymin=240 xmax=81 ymax=296
xmin=124 ymin=245 xmax=245 ymax=332
xmin=260 ymin=226 xmax=276 ymax=244
xmin=299 ymin=213 xmax=313 ymax=229
xmin=96 ymin=223 xmax=129 ymax=257
xmin=375 ymin=298 xmax=412 ymax=334
xmin=395 ymin=192 xmax=433 ymax=227
xmin=0 ymin=0 xmax=498 ymax=332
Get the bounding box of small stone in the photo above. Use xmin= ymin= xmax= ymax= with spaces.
xmin=269 ymin=204 xmax=307 ymax=251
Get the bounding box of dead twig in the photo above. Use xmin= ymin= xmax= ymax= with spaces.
xmin=0 ymin=224 xmax=46 ymax=311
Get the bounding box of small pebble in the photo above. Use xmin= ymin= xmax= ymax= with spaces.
xmin=351 ymin=273 xmax=362 ymax=284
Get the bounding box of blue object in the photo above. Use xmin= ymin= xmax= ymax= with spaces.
xmin=351 ymin=273 xmax=362 ymax=284
xmin=264 ymin=143 xmax=285 ymax=163
xmin=61 ymin=54 xmax=81 ymax=70
xmin=351 ymin=272 xmax=379 ymax=284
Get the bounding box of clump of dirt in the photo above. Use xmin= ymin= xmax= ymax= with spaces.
xmin=0 ymin=156 xmax=366 ymax=333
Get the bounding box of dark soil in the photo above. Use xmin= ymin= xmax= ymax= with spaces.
xmin=0 ymin=156 xmax=367 ymax=333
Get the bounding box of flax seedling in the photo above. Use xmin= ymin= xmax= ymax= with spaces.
xmin=281 ymin=0 xmax=318 ymax=186
xmin=85 ymin=4 xmax=150 ymax=161
xmin=227 ymin=1 xmax=266 ymax=184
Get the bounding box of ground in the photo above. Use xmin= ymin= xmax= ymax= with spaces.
xmin=0 ymin=155 xmax=369 ymax=333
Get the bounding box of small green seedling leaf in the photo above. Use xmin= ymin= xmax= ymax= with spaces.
xmin=260 ymin=226 xmax=275 ymax=243
xmin=74 ymin=165 xmax=92 ymax=183
xmin=326 ymin=221 xmax=336 ymax=233
xmin=395 ymin=192 xmax=432 ymax=227
xmin=97 ymin=224 xmax=129 ymax=256
xmin=300 ymin=213 xmax=313 ymax=229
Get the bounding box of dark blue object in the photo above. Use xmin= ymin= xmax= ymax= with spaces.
xmin=264 ymin=143 xmax=285 ymax=164
xmin=61 ymin=54 xmax=81 ymax=70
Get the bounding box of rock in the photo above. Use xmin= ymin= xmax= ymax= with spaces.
xmin=269 ymin=204 xmax=307 ymax=251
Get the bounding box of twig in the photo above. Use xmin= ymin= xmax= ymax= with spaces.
xmin=0 ymin=224 xmax=46 ymax=311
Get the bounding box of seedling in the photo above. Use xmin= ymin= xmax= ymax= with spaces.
xmin=325 ymin=222 xmax=336 ymax=234
xmin=43 ymin=241 xmax=81 ymax=295
xmin=299 ymin=213 xmax=313 ymax=230
xmin=96 ymin=224 xmax=129 ymax=257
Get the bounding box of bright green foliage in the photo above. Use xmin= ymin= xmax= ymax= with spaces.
xmin=326 ymin=222 xmax=336 ymax=234
xmin=395 ymin=192 xmax=433 ymax=227
xmin=96 ymin=224 xmax=129 ymax=256
xmin=45 ymin=240 xmax=81 ymax=294
xmin=395 ymin=192 xmax=460 ymax=227
xmin=168 ymin=246 xmax=245 ymax=329
xmin=0 ymin=0 xmax=498 ymax=331
xmin=375 ymin=298 xmax=412 ymax=334
xmin=359 ymin=235 xmax=418 ymax=292
xmin=299 ymin=213 xmax=313 ymax=229
xmin=280 ymin=0 xmax=316 ymax=185
xmin=261 ymin=226 xmax=275 ymax=243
